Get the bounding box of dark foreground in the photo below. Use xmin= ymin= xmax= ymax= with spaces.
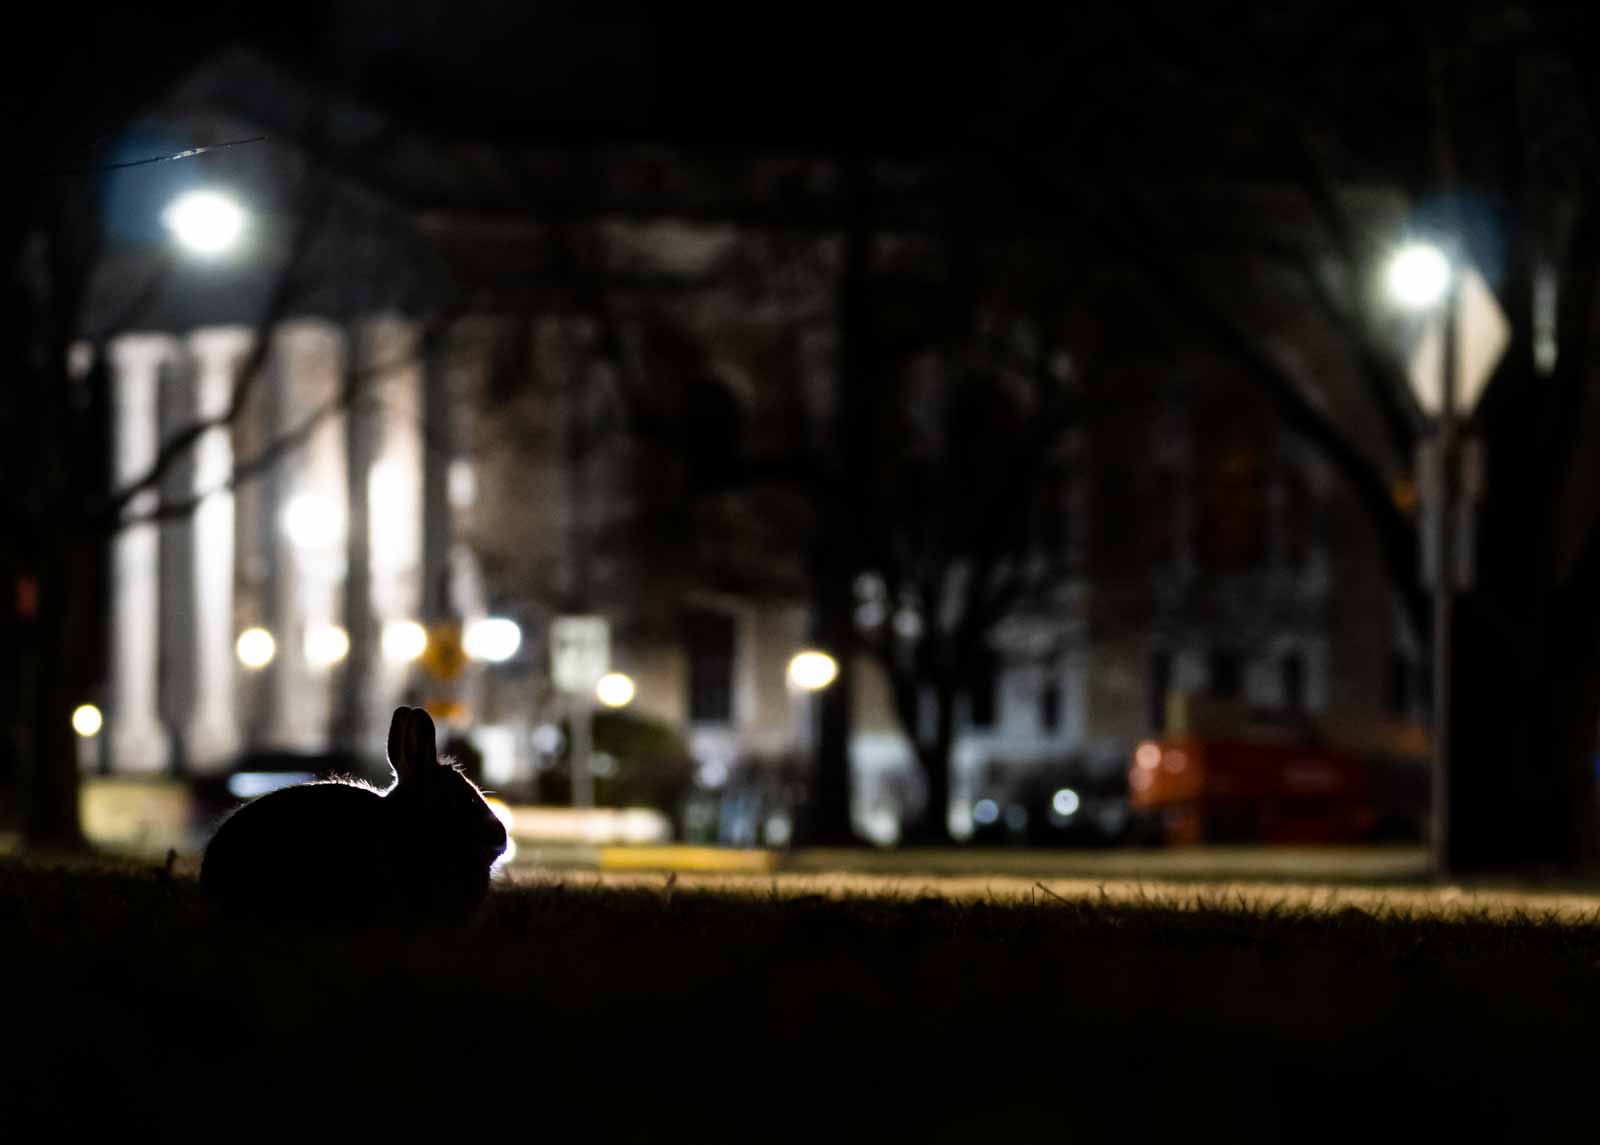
xmin=3 ymin=858 xmax=1598 ymax=1142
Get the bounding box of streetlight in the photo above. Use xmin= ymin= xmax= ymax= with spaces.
xmin=72 ymin=704 xmax=103 ymax=738
xmin=163 ymin=189 xmax=248 ymax=257
xmin=1386 ymin=242 xmax=1452 ymax=309
xmin=787 ymin=650 xmax=839 ymax=692
xmin=304 ymin=624 xmax=351 ymax=669
xmin=595 ymin=672 xmax=636 ymax=709
xmin=381 ymin=619 xmax=428 ymax=664
xmin=463 ymin=617 xmax=522 ymax=663
xmin=236 ymin=627 xmax=277 ymax=670
xmin=1386 ymin=238 xmax=1460 ymax=879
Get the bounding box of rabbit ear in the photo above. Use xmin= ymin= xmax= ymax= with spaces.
xmin=387 ymin=706 xmax=439 ymax=785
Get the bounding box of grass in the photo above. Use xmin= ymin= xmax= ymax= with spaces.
xmin=3 ymin=855 xmax=1599 ymax=1142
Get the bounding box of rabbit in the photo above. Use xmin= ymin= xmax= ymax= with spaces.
xmin=200 ymin=706 xmax=508 ymax=924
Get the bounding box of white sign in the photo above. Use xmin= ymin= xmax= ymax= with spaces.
xmin=1406 ymin=264 xmax=1509 ymax=418
xmin=550 ymin=615 xmax=610 ymax=694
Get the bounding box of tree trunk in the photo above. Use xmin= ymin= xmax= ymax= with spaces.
xmin=805 ymin=538 xmax=858 ymax=845
xmin=905 ymin=684 xmax=956 ymax=845
xmin=1447 ymin=596 xmax=1599 ymax=875
xmin=22 ymin=533 xmax=94 ymax=852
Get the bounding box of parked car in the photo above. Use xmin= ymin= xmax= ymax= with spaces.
xmin=1127 ymin=735 xmax=1378 ymax=845
xmin=967 ymin=755 xmax=1133 ymax=847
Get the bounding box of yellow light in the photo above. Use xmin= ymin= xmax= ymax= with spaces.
xmin=71 ymin=704 xmax=103 ymax=738
xmin=1386 ymin=242 xmax=1451 ymax=310
xmin=382 ymin=619 xmax=428 ymax=663
xmin=304 ymin=624 xmax=350 ymax=669
xmin=595 ymin=672 xmax=636 ymax=708
xmin=787 ymin=650 xmax=839 ymax=692
xmin=236 ymin=627 xmax=276 ymax=669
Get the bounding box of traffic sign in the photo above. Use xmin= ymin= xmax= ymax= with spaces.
xmin=550 ymin=615 xmax=610 ymax=694
xmin=421 ymin=621 xmax=468 ymax=680
xmin=1406 ymin=264 xmax=1508 ymax=418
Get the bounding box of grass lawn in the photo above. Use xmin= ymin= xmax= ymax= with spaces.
xmin=3 ymin=854 xmax=1599 ymax=1142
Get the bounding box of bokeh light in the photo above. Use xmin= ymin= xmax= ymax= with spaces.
xmin=304 ymin=624 xmax=350 ymax=668
xmin=787 ymin=650 xmax=839 ymax=691
xmin=162 ymin=189 xmax=247 ymax=255
xmin=595 ymin=672 xmax=636 ymax=708
xmin=463 ymin=617 xmax=522 ymax=662
xmin=1386 ymin=242 xmax=1451 ymax=310
xmin=236 ymin=627 xmax=276 ymax=669
xmin=71 ymin=704 xmax=103 ymax=738
xmin=382 ymin=619 xmax=428 ymax=664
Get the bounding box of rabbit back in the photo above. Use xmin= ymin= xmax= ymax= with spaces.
xmin=201 ymin=781 xmax=401 ymax=923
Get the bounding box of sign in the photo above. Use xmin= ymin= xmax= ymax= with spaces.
xmin=1406 ymin=264 xmax=1508 ymax=418
xmin=550 ymin=615 xmax=610 ymax=694
xmin=421 ymin=621 xmax=468 ymax=681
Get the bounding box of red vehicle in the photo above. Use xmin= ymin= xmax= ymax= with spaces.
xmin=1127 ymin=734 xmax=1378 ymax=845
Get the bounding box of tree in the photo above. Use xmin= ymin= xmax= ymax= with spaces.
xmin=983 ymin=5 xmax=1600 ymax=873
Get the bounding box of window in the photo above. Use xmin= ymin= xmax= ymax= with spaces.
xmin=684 ymin=610 xmax=736 ymax=723
xmin=1040 ymin=679 xmax=1061 ymax=733
xmin=967 ymin=649 xmax=998 ymax=729
xmin=1210 ymin=649 xmax=1241 ymax=700
xmin=1281 ymin=652 xmax=1305 ymax=711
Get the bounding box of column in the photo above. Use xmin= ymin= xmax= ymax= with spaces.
xmin=266 ymin=321 xmax=347 ymax=752
xmin=365 ymin=317 xmax=425 ymax=739
xmin=107 ymin=334 xmax=176 ymax=773
xmin=184 ymin=327 xmax=252 ymax=771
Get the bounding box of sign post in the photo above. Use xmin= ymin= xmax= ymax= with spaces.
xmin=550 ymin=615 xmax=610 ymax=809
xmin=1405 ymin=259 xmax=1506 ymax=878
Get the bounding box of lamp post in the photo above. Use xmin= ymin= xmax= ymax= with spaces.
xmin=1387 ymin=240 xmax=1458 ymax=879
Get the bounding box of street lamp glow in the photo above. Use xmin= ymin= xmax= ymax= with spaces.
xmin=787 ymin=650 xmax=839 ymax=692
xmin=162 ymin=189 xmax=247 ymax=256
xmin=1386 ymin=243 xmax=1452 ymax=310
xmin=381 ymin=619 xmax=428 ymax=664
xmin=463 ymin=617 xmax=522 ymax=663
xmin=595 ymin=672 xmax=636 ymax=708
xmin=304 ymin=624 xmax=350 ymax=668
xmin=236 ymin=627 xmax=276 ymax=669
xmin=72 ymin=704 xmax=103 ymax=738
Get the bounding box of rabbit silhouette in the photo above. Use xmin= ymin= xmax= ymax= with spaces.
xmin=201 ymin=707 xmax=508 ymax=924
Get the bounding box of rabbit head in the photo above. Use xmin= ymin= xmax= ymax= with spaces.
xmin=384 ymin=706 xmax=508 ymax=881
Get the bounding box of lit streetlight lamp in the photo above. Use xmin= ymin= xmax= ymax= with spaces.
xmin=595 ymin=672 xmax=636 ymax=709
xmin=787 ymin=650 xmax=839 ymax=692
xmin=163 ymin=189 xmax=248 ymax=257
xmin=236 ymin=627 xmax=276 ymax=670
xmin=1385 ymin=237 xmax=1505 ymax=878
xmin=1386 ymin=242 xmax=1452 ymax=310
xmin=1387 ymin=238 xmax=1458 ymax=879
xmin=72 ymin=704 xmax=103 ymax=738
xmin=381 ymin=619 xmax=429 ymax=664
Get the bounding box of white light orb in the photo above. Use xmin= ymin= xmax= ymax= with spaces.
xmin=1052 ymin=788 xmax=1081 ymax=817
xmin=463 ymin=617 xmax=522 ymax=663
xmin=236 ymin=627 xmax=276 ymax=669
xmin=304 ymin=624 xmax=350 ymax=669
xmin=595 ymin=672 xmax=636 ymax=708
xmin=281 ymin=493 xmax=345 ymax=550
xmin=381 ymin=619 xmax=428 ymax=664
xmin=162 ymin=189 xmax=247 ymax=256
xmin=72 ymin=704 xmax=103 ymax=738
xmin=1386 ymin=243 xmax=1452 ymax=310
xmin=787 ymin=650 xmax=839 ymax=692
